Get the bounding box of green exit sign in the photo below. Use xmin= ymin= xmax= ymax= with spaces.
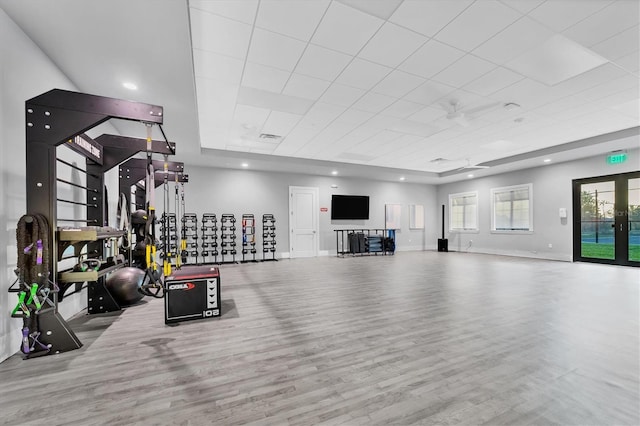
xmin=607 ymin=152 xmax=627 ymax=164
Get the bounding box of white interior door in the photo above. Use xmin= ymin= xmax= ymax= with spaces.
xmin=289 ymin=186 xmax=319 ymax=258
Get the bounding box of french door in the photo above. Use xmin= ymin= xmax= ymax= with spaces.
xmin=573 ymin=171 xmax=639 ymax=266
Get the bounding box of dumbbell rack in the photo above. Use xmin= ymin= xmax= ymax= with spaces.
xmin=220 ymin=214 xmax=237 ymax=264
xmin=262 ymin=214 xmax=277 ymax=261
xmin=159 ymin=213 xmax=178 ymax=266
xmin=181 ymin=214 xmax=199 ymax=264
xmin=201 ymin=214 xmax=218 ymax=264
xmin=241 ymin=214 xmax=257 ymax=263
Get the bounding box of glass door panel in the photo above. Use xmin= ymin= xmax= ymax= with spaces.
xmin=629 ymin=178 xmax=640 ymax=262
xmin=580 ymin=181 xmax=615 ymax=260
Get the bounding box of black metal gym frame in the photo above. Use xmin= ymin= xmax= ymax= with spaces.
xmin=83 ymin=137 xmax=177 ymax=314
xmin=22 ymin=88 xmax=167 ymax=355
xmin=118 ymin=157 xmax=188 ymax=211
xmin=118 ymin=157 xmax=188 ymax=275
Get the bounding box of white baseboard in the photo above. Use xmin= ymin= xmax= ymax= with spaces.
xmin=445 ymin=247 xmax=572 ymax=262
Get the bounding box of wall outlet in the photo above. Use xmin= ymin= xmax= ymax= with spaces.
xmin=548 ymin=243 xmax=553 ymax=248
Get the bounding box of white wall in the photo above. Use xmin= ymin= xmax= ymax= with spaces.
xmin=176 ymin=166 xmax=437 ymax=256
xmin=436 ymin=147 xmax=639 ymax=261
xmin=0 ymin=9 xmax=119 ymax=363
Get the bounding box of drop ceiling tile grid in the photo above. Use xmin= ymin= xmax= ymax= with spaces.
xmin=431 ymin=54 xmax=496 ymax=88
xmin=357 ymin=21 xmax=428 ymax=68
xmin=272 ymin=125 xmax=322 ymax=156
xmin=403 ymin=80 xmax=457 ymax=105
xmin=294 ymin=44 xmax=353 ymax=81
xmin=241 ymin=62 xmax=291 ymax=93
xmin=192 ymin=49 xmax=244 ymax=84
xmin=190 ymin=8 xmax=252 ymax=59
xmin=615 ymin=50 xmax=640 ymax=73
xmin=472 ymin=16 xmax=555 ymax=65
xmin=398 ymin=39 xmax=466 ymax=79
xmin=334 ymin=58 xmax=393 ymax=90
xmin=247 ymin=27 xmax=307 ymax=71
xmin=294 ymin=121 xmax=360 ymax=158
xmin=337 ymin=0 xmax=404 ymax=20
xmin=323 ymin=126 xmax=382 ymax=156
xmin=389 ymin=0 xmax=473 ymax=38
xmin=368 ymin=133 xmax=424 ymax=158
xmin=190 ymin=0 xmax=258 ymax=25
xmin=255 ymin=0 xmax=329 ymax=42
xmin=352 ymin=92 xmax=399 ymax=113
xmin=282 ymin=73 xmax=331 ymax=101
xmin=434 ymin=0 xmax=522 ymax=52
xmin=311 ymin=1 xmax=384 ymax=55
xmin=463 ymin=66 xmax=525 ymax=97
xmin=526 ymin=0 xmax=612 ymax=33
xmin=232 ymin=104 xmax=271 ymax=131
xmin=380 ymin=99 xmax=426 ymax=119
xmin=561 ymin=0 xmax=638 ymax=47
xmin=591 ymin=25 xmax=640 ymax=62
xmin=261 ymin=111 xmax=304 ymax=136
xmin=371 ymin=70 xmax=426 ymax=98
xmin=499 ymin=0 xmax=545 ymax=15
xmin=187 ymin=0 xmax=639 ymax=175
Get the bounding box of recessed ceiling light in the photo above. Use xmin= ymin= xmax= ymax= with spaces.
xmin=122 ymin=82 xmax=137 ymax=90
xmin=543 ymin=158 xmax=552 ymax=163
xmin=331 ymin=170 xmax=338 ymax=175
xmin=241 ymin=163 xmax=249 ymax=168
xmin=467 ymin=174 xmax=474 ymax=178
xmin=399 ymin=177 xmax=406 ymax=181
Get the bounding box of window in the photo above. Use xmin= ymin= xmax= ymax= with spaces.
xmin=491 ymin=184 xmax=533 ymax=232
xmin=449 ymin=191 xmax=478 ymax=231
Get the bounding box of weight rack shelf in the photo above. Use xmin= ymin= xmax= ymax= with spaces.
xmin=58 ymin=262 xmax=125 ymax=283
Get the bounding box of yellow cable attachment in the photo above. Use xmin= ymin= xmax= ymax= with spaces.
xmin=151 ymin=245 xmax=157 ymax=271
xmin=146 ymin=244 xmax=151 ymax=268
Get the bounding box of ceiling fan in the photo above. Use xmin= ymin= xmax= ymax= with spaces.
xmin=440 ymin=99 xmax=502 ymax=127
xmin=452 ymin=158 xmax=491 ymax=172
xmin=430 ymin=157 xmax=490 ymax=172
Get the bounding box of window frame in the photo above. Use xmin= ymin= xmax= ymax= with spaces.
xmin=448 ymin=191 xmax=479 ymax=233
xmin=490 ymin=183 xmax=534 ymax=234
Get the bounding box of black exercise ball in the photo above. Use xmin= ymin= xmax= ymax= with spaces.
xmin=105 ymin=267 xmax=146 ymax=306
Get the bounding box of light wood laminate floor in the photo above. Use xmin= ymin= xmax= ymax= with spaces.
xmin=1 ymin=252 xmax=638 ymax=425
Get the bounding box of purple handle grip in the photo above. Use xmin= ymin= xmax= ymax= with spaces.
xmin=22 ymin=327 xmax=30 ymax=354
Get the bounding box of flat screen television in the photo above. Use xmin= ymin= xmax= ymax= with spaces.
xmin=331 ymin=195 xmax=369 ymax=220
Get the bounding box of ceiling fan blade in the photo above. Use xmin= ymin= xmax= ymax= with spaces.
xmin=463 ymin=101 xmax=502 ymax=116
xmin=453 ymin=114 xmax=469 ymax=127
xmin=463 ymin=164 xmax=490 ymax=169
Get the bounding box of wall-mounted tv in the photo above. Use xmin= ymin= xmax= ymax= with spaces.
xmin=331 ymin=195 xmax=369 ymax=220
